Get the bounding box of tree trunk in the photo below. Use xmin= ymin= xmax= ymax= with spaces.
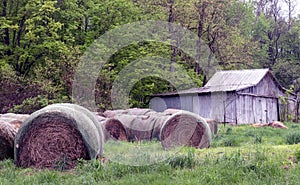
xmin=168 ymin=0 xmax=176 ymax=91
xmin=195 ymin=2 xmax=207 ymax=77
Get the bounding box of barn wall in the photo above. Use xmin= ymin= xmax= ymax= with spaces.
xmin=239 ymin=73 xmax=284 ymax=97
xmin=150 ymin=94 xmax=197 ymax=113
xmin=180 ymin=95 xmax=194 ymax=112
xmin=196 ymin=92 xmax=237 ymax=123
xmin=150 ymin=96 xmax=180 ymax=112
xmin=238 ymin=73 xmax=296 ymax=122
xmin=225 ymin=92 xmax=237 ymax=124
xmin=162 ymin=96 xmax=181 ymax=109
xmin=197 ymin=94 xmax=211 ymax=118
xmin=236 ymin=94 xmax=278 ymax=124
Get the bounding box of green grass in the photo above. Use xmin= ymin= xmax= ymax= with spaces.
xmin=1 ymin=123 xmax=300 ymax=184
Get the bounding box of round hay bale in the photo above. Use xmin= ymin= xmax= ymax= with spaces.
xmin=93 ymin=114 xmax=127 ymax=142
xmin=205 ymin=118 xmax=218 ymax=135
xmin=0 ymin=121 xmax=17 ymax=160
xmin=103 ymin=109 xmax=128 ymax=118
xmin=114 ymin=114 xmax=155 ymax=141
xmin=46 ymin=103 xmax=104 ymax=155
xmin=163 ymin=108 xmax=181 ymax=115
xmin=149 ymin=114 xmax=170 ymax=140
xmin=14 ymin=104 xmax=103 ymax=169
xmin=101 ymin=118 xmax=127 ymax=141
xmin=164 ymin=109 xmax=218 ymax=136
xmin=104 ymin=108 xmax=156 ymax=118
xmin=0 ymin=113 xmax=30 ymax=129
xmin=126 ymin=108 xmax=154 ymax=115
xmin=160 ymin=111 xmax=212 ymax=149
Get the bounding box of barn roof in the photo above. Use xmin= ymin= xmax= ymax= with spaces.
xmin=203 ymin=68 xmax=270 ymax=92
xmin=153 ymin=68 xmax=284 ymax=96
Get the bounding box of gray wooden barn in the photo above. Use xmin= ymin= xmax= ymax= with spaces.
xmin=150 ymin=69 xmax=297 ymax=124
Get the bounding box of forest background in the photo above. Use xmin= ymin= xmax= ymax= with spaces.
xmin=0 ymin=0 xmax=299 ymax=114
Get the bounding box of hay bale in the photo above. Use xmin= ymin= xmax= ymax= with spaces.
xmin=14 ymin=104 xmax=103 ymax=169
xmin=98 ymin=117 xmax=127 ymax=142
xmin=0 ymin=121 xmax=17 ymax=160
xmin=160 ymin=111 xmax=212 ymax=149
xmin=113 ymin=114 xmax=155 ymax=141
xmin=104 ymin=108 xmax=156 ymax=118
xmin=126 ymin=108 xmax=154 ymax=115
xmin=47 ymin=103 xmax=104 ymax=154
xmin=164 ymin=109 xmax=218 ymax=136
xmin=0 ymin=113 xmax=29 ymax=129
xmin=163 ymin=108 xmax=181 ymax=115
xmin=205 ymin=118 xmax=218 ymax=135
xmin=103 ymin=109 xmax=129 ymax=118
xmin=148 ymin=114 xmax=169 ymax=140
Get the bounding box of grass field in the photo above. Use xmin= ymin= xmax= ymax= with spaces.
xmin=1 ymin=123 xmax=300 ymax=184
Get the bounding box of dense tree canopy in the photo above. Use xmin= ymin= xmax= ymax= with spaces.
xmin=0 ymin=0 xmax=299 ymax=113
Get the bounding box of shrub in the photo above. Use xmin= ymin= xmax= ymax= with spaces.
xmin=286 ymin=131 xmax=300 ymax=145
xmin=9 ymin=95 xmax=70 ymax=114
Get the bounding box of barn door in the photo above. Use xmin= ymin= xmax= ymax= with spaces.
xmin=254 ymin=98 xmax=267 ymax=123
xmin=266 ymin=98 xmax=279 ymax=122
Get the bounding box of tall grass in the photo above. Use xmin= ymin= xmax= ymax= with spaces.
xmin=1 ymin=122 xmax=300 ymax=184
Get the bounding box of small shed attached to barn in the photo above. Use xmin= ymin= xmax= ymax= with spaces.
xmin=150 ymin=69 xmax=297 ymax=124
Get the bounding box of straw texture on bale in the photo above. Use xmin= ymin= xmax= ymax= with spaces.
xmin=98 ymin=117 xmax=127 ymax=142
xmin=102 ymin=108 xmax=212 ymax=149
xmin=0 ymin=113 xmax=29 ymax=129
xmin=205 ymin=119 xmax=218 ymax=135
xmin=160 ymin=111 xmax=212 ymax=149
xmin=112 ymin=114 xmax=153 ymax=141
xmin=103 ymin=108 xmax=155 ymax=118
xmin=103 ymin=109 xmax=129 ymax=118
xmin=14 ymin=104 xmax=103 ymax=169
xmin=0 ymin=121 xmax=17 ymax=160
xmin=164 ymin=109 xmax=218 ymax=136
xmin=47 ymin=103 xmax=104 ymax=155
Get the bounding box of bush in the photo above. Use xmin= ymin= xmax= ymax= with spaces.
xmin=9 ymin=95 xmax=70 ymax=114
xmin=286 ymin=131 xmax=300 ymax=145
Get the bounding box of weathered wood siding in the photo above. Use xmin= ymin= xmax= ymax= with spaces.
xmin=239 ymin=73 xmax=284 ymax=97
xmin=163 ymin=96 xmax=180 ymax=109
xmin=150 ymin=72 xmax=289 ymax=124
xmin=196 ymin=94 xmax=211 ymax=118
xmin=225 ymin=92 xmax=237 ymax=123
xmin=208 ymin=92 xmax=236 ymax=123
xmin=236 ymin=94 xmax=278 ymax=124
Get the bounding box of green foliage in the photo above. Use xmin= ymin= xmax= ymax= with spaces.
xmin=9 ymin=95 xmax=70 ymax=114
xmin=286 ymin=131 xmax=300 ymax=145
xmin=1 ymin=0 xmax=300 ymax=112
